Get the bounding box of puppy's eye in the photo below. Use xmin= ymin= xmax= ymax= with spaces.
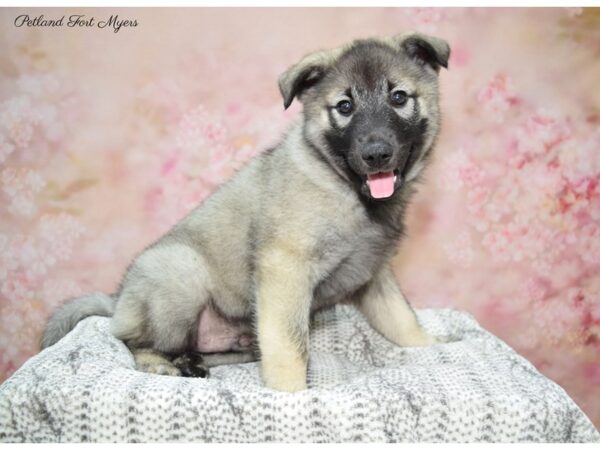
xmin=390 ymin=90 xmax=408 ymax=107
xmin=336 ymin=100 xmax=353 ymax=116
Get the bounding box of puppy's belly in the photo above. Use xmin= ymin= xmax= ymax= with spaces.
xmin=196 ymin=306 xmax=254 ymax=353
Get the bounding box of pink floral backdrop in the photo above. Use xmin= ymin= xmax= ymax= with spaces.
xmin=0 ymin=7 xmax=598 ymax=427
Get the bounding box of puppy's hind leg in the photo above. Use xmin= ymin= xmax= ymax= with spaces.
xmin=110 ymin=243 xmax=213 ymax=376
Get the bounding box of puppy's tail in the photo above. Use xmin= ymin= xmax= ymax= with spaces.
xmin=41 ymin=293 xmax=116 ymax=349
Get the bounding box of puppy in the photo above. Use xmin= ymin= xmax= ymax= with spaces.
xmin=42 ymin=32 xmax=450 ymax=392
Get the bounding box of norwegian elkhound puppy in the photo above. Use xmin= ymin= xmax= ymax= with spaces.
xmin=42 ymin=32 xmax=450 ymax=392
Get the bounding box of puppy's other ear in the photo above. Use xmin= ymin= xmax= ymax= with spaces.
xmin=391 ymin=32 xmax=451 ymax=72
xmin=278 ymin=48 xmax=342 ymax=109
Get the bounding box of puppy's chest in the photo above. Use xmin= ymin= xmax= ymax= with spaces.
xmin=311 ymin=218 xmax=392 ymax=304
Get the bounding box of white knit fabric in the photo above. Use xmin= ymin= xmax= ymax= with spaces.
xmin=1 ymin=306 xmax=598 ymax=442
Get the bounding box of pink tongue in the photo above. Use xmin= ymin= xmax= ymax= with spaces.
xmin=367 ymin=172 xmax=395 ymax=199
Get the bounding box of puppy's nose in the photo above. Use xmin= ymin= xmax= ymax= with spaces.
xmin=361 ymin=141 xmax=393 ymax=168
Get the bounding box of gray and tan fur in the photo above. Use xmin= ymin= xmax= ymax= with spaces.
xmin=42 ymin=32 xmax=450 ymax=392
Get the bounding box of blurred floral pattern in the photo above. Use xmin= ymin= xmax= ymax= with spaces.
xmin=0 ymin=7 xmax=598 ymax=427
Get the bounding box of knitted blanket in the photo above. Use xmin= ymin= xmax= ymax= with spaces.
xmin=0 ymin=306 xmax=598 ymax=442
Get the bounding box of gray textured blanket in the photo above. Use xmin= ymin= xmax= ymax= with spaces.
xmin=0 ymin=306 xmax=598 ymax=442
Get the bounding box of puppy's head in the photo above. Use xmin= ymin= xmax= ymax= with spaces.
xmin=279 ymin=33 xmax=450 ymax=200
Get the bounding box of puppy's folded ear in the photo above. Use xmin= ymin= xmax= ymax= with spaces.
xmin=391 ymin=32 xmax=451 ymax=72
xmin=278 ymin=48 xmax=343 ymax=109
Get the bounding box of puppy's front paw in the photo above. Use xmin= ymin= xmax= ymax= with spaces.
xmin=261 ymin=355 xmax=308 ymax=392
xmin=265 ymin=375 xmax=307 ymax=393
xmin=400 ymin=329 xmax=440 ymax=347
